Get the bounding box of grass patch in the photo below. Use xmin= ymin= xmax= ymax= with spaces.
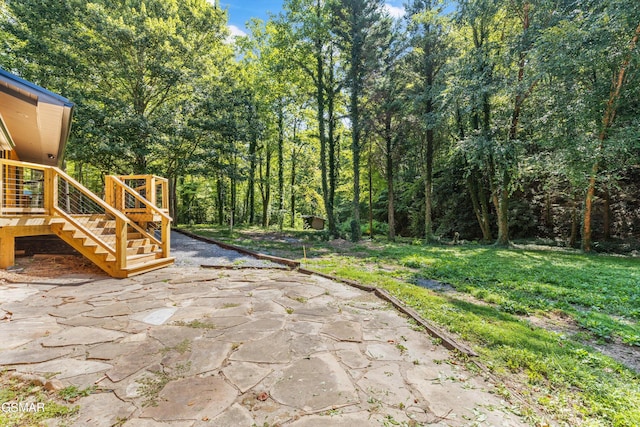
xmin=172 ymin=320 xmax=217 ymax=329
xmin=160 ymin=338 xmax=192 ymax=355
xmin=138 ymin=363 xmax=191 ymax=407
xmin=183 ymin=224 xmax=640 ymax=426
xmin=0 ymin=371 xmax=79 ymax=426
xmin=58 ymin=385 xmax=95 ymax=403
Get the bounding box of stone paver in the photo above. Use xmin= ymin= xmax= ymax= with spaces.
xmin=0 ymin=234 xmax=530 ymax=426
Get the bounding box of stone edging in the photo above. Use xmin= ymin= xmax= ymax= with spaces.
xmin=172 ymin=227 xmax=477 ymax=357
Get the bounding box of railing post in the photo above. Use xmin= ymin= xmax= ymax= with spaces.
xmin=0 ymin=235 xmax=15 ymax=268
xmin=149 ymin=176 xmax=156 ymax=207
xmin=105 ymin=176 xmax=113 ymax=209
xmin=146 ymin=176 xmax=152 ymax=215
xmin=44 ymin=167 xmax=55 ymax=215
xmin=162 ymin=178 xmax=169 ymax=211
xmin=161 ymin=217 xmax=170 ymax=258
xmin=115 ymin=216 xmax=127 ymax=271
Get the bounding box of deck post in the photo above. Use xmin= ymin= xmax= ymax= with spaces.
xmin=161 ymin=216 xmax=170 ymax=258
xmin=115 ymin=216 xmax=127 ymax=271
xmin=0 ymin=234 xmax=15 ymax=268
xmin=44 ymin=167 xmax=54 ymax=214
xmin=149 ymin=176 xmax=156 ymax=207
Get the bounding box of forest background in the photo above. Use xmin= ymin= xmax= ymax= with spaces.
xmin=2 ymin=0 xmax=639 ymax=252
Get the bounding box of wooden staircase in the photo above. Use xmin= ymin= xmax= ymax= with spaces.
xmin=49 ymin=214 xmax=174 ymax=278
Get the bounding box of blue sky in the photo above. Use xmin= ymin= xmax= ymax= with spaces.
xmin=220 ymin=1 xmax=283 ymax=34
xmin=219 ymin=1 xmax=407 ymax=36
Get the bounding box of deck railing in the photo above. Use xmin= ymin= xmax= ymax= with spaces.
xmin=105 ymin=175 xmax=171 ymax=258
xmin=112 ymin=174 xmax=169 ymax=214
xmin=0 ymin=159 xmax=47 ymax=215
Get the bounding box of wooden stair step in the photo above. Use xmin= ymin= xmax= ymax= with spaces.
xmin=121 ymin=257 xmax=175 ymax=277
xmin=126 ymin=245 xmax=158 ymax=256
xmin=127 ymin=252 xmax=160 ymax=264
xmin=128 ymin=238 xmax=151 ymax=247
xmin=49 ymin=210 xmax=173 ymax=278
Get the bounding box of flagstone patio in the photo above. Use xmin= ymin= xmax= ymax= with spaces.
xmin=0 ymin=234 xmax=529 ymax=426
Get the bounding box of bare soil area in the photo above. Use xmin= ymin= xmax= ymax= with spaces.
xmin=0 ymin=254 xmax=105 ymax=283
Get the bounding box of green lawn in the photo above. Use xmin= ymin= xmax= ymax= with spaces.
xmin=183 ymin=225 xmax=640 ymax=426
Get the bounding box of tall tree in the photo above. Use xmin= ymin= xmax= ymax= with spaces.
xmin=406 ymin=0 xmax=452 ymax=241
xmin=583 ymin=15 xmax=640 ymax=251
xmin=366 ymin=21 xmax=406 ymax=241
xmin=536 ymin=0 xmax=640 ymax=250
xmin=280 ymin=0 xmax=342 ymax=237
xmin=333 ymin=0 xmax=390 ymax=241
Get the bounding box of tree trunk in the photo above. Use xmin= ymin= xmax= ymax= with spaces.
xmin=277 ymin=101 xmax=285 ymax=231
xmin=260 ymin=148 xmax=272 ymax=228
xmin=424 ymin=128 xmax=434 ymax=241
xmin=467 ymin=173 xmax=492 ymax=242
xmin=169 ymin=174 xmax=178 ymax=222
xmin=385 ymin=113 xmax=395 ymax=241
xmin=230 ymin=155 xmax=237 ymax=226
xmin=603 ymin=186 xmax=611 ymax=240
xmin=348 ymin=5 xmax=363 ymax=243
xmin=569 ymin=194 xmax=578 ymax=248
xmin=495 ymin=170 xmax=510 ymax=247
xmin=352 ymin=114 xmax=361 ymax=242
xmin=327 ymin=64 xmax=339 ymax=238
xmin=368 ymin=140 xmax=373 ymax=240
xmin=290 ymin=149 xmax=297 ymax=229
xmin=315 ymin=26 xmax=332 ymax=236
xmin=216 ymin=174 xmax=224 ymax=225
xmin=583 ymin=20 xmax=640 ymax=251
xmin=290 ymin=121 xmax=299 ymax=229
xmin=480 ymin=183 xmax=492 ymax=241
xmin=248 ymin=134 xmax=257 ymax=224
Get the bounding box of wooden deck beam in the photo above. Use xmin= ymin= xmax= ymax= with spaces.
xmin=0 ymin=217 xmax=54 ymax=268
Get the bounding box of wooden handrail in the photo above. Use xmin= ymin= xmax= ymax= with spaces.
xmin=50 ymin=208 xmax=117 ymax=257
xmin=117 ymin=174 xmax=168 ymax=184
xmin=51 ymin=167 xmax=129 ymax=260
xmin=1 ymin=158 xmax=48 ymax=170
xmin=53 ymin=168 xmax=129 ymax=223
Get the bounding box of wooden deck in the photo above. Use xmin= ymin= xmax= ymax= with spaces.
xmin=0 ymin=159 xmax=173 ymax=277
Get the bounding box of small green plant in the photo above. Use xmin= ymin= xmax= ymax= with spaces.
xmin=160 ymin=339 xmax=192 ymax=355
xmin=172 ymin=320 xmax=216 ymax=329
xmin=138 ymin=370 xmax=172 ymax=407
xmin=222 ymin=302 xmax=240 ymax=309
xmin=395 ymin=343 xmax=407 ymax=354
xmin=59 ymin=385 xmax=95 ymax=402
xmin=286 ymin=307 xmax=294 ymax=314
xmin=138 ymin=363 xmax=190 ymax=407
